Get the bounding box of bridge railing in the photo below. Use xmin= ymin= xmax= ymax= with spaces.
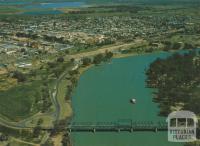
xmin=67 ymin=121 xmax=168 ymax=129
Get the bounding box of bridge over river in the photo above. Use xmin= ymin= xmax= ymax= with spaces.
xmin=63 ymin=120 xmax=168 ymax=133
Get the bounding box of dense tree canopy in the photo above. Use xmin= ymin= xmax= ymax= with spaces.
xmin=146 ymin=50 xmax=200 ymax=116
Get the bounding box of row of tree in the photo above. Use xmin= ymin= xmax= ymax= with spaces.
xmin=162 ymin=41 xmax=195 ymax=51
xmin=82 ymin=51 xmax=113 ymax=66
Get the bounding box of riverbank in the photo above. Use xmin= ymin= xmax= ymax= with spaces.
xmin=66 ymin=65 xmax=93 ymax=119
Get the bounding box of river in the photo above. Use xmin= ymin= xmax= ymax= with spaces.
xmin=21 ymin=2 xmax=85 ymax=15
xmin=71 ymin=51 xmax=184 ymax=146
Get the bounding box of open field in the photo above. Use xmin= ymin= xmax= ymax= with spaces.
xmin=0 ymin=81 xmax=42 ymax=121
xmin=0 ymin=76 xmax=17 ymax=91
xmin=57 ymin=77 xmax=72 ymax=120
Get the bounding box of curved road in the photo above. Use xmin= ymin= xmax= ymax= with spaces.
xmin=0 ymin=68 xmax=70 ymax=130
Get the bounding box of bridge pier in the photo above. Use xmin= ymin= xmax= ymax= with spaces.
xmin=117 ymin=129 xmax=121 ymax=132
xmin=93 ymin=128 xmax=96 ymax=133
xmin=130 ymin=128 xmax=133 ymax=133
xmin=155 ymin=128 xmax=158 ymax=133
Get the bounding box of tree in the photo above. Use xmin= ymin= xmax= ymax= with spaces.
xmin=163 ymin=41 xmax=172 ymax=51
xmin=50 ymin=119 xmax=67 ymax=136
xmin=82 ymin=57 xmax=91 ymax=66
xmin=33 ymin=125 xmax=41 ymax=138
xmin=41 ymin=138 xmax=54 ymax=146
xmin=57 ymin=57 xmax=64 ymax=63
xmin=105 ymin=51 xmax=113 ymax=61
xmin=65 ymin=50 xmax=70 ymax=54
xmin=172 ymin=42 xmax=181 ymax=50
xmin=53 ymin=69 xmax=60 ymax=78
xmin=69 ymin=70 xmax=79 ymax=76
xmin=29 ymin=70 xmax=37 ymax=77
xmin=70 ymin=58 xmax=75 ymax=63
xmin=93 ymin=54 xmax=104 ymax=64
xmin=0 ymin=133 xmax=8 ymax=141
xmin=11 ymin=71 xmax=26 ymax=82
xmin=62 ymin=132 xmax=70 ymax=146
xmin=47 ymin=62 xmax=56 ymax=68
xmin=38 ymin=118 xmax=44 ymax=125
xmin=70 ymin=77 xmax=78 ymax=87
xmin=53 ymin=22 xmax=56 ymax=29
xmin=184 ymin=43 xmax=194 ymax=50
xmin=146 ymin=51 xmax=200 ymax=116
xmin=41 ymin=86 xmax=52 ymax=113
xmin=20 ymin=48 xmax=26 ymax=52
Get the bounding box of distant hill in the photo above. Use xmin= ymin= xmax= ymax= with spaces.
xmin=85 ymin=0 xmax=200 ymax=4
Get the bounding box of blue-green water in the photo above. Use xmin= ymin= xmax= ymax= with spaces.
xmin=23 ymin=2 xmax=85 ymax=9
xmin=22 ymin=10 xmax=63 ymax=15
xmin=0 ymin=1 xmax=31 ymax=5
xmin=20 ymin=2 xmax=85 ymax=15
xmin=71 ymin=52 xmax=184 ymax=146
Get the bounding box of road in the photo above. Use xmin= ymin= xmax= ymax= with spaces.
xmin=68 ymin=39 xmax=146 ymax=59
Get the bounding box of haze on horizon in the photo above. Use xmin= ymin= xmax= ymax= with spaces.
xmin=1 ymin=0 xmax=199 ymax=4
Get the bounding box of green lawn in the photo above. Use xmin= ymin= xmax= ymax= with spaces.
xmin=0 ymin=81 xmax=42 ymax=121
xmin=0 ymin=6 xmax=21 ymax=14
xmin=57 ymin=77 xmax=72 ymax=120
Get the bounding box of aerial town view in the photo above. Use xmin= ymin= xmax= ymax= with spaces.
xmin=0 ymin=0 xmax=200 ymax=146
